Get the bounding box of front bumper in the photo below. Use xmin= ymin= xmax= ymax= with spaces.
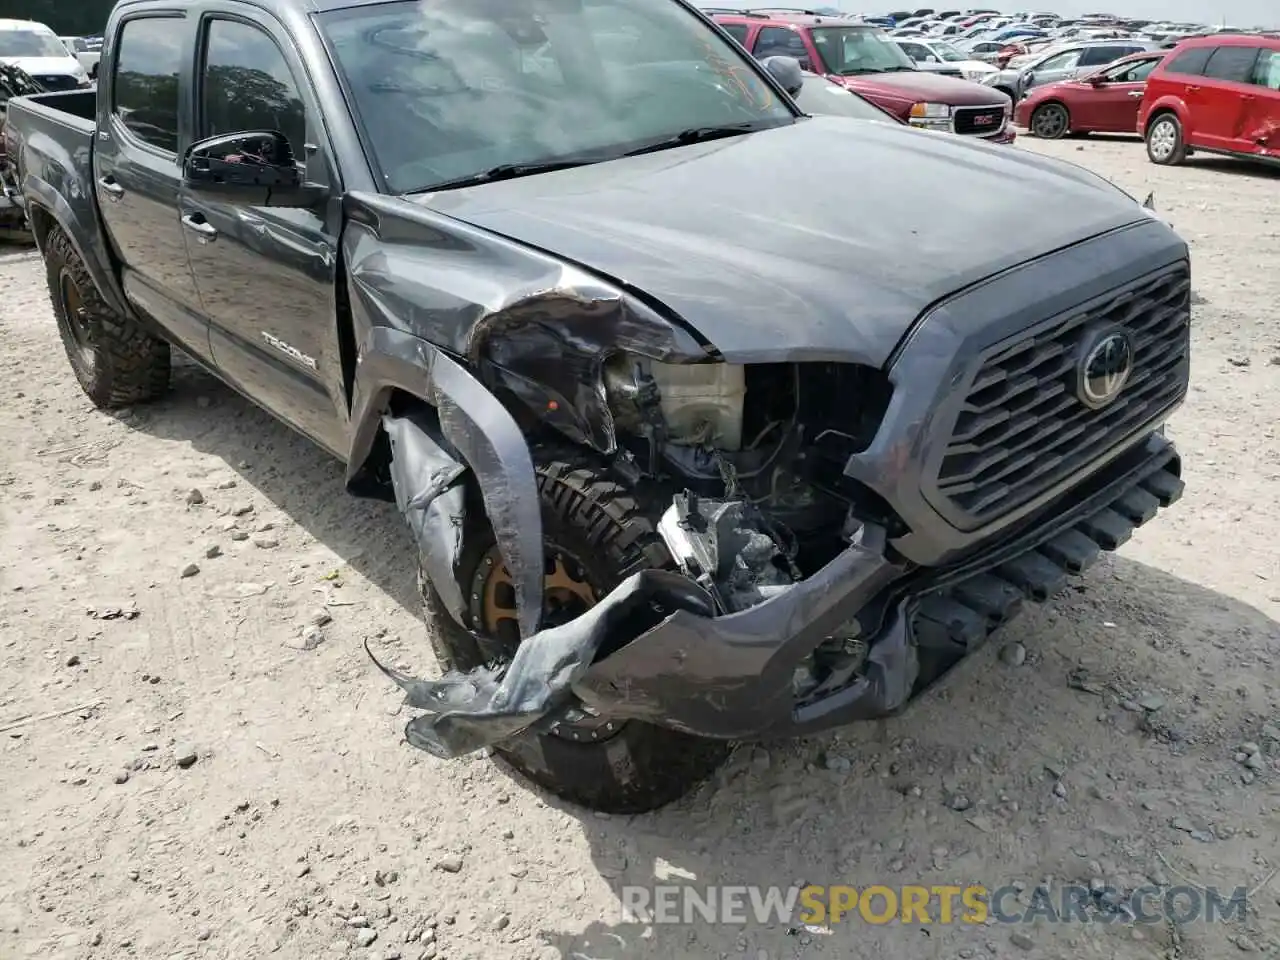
xmin=375 ymin=432 xmax=1181 ymax=755
xmin=575 ymin=433 xmax=1180 ymax=739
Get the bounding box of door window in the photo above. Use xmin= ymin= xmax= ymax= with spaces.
xmin=1163 ymin=46 xmax=1212 ymax=77
xmin=899 ymin=41 xmax=929 ymax=60
xmin=1202 ymin=46 xmax=1260 ymax=84
xmin=1079 ymin=45 xmax=1124 ymax=66
xmin=200 ymin=19 xmax=306 ymax=161
xmin=719 ymin=23 xmax=749 ymax=45
xmin=1036 ymin=48 xmax=1082 ymax=72
xmin=1104 ymin=56 xmax=1159 ymax=83
xmin=1251 ymin=49 xmax=1280 ymax=90
xmin=113 ymin=16 xmax=184 ymax=153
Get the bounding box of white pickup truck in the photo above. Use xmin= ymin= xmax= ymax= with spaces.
xmin=60 ymin=37 xmax=102 ymax=80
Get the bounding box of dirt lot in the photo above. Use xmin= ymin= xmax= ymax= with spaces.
xmin=1 ymin=136 xmax=1278 ymax=960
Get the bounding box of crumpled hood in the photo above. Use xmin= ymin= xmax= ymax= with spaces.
xmin=417 ymin=116 xmax=1149 ymax=367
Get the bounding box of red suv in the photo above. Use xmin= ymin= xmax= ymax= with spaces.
xmin=713 ymin=13 xmax=1015 ymax=142
xmin=1138 ymin=34 xmax=1280 ymax=166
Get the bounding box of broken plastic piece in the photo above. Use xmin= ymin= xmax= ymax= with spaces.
xmin=366 ymin=570 xmax=716 ymax=758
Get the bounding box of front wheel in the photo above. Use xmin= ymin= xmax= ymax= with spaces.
xmin=1145 ymin=113 xmax=1186 ymax=166
xmin=1030 ymin=102 xmax=1070 ymax=139
xmin=418 ymin=459 xmax=731 ymax=813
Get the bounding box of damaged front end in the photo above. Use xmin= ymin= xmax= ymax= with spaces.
xmin=367 ymin=252 xmax=1187 ymax=759
xmin=369 ymin=331 xmax=933 ymax=757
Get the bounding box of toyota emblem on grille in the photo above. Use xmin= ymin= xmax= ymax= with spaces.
xmin=1077 ymin=331 xmax=1134 ymax=409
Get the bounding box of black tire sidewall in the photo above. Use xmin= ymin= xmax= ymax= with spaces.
xmin=42 ymin=227 xmax=170 ymax=407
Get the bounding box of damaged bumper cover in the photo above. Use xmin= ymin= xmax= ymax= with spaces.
xmin=375 ymin=432 xmax=1183 ymax=759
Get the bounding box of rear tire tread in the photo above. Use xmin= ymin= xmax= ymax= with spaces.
xmin=44 ymin=226 xmax=170 ymax=408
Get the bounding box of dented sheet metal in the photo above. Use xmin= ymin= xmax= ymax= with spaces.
xmin=380 ymin=349 xmax=544 ymax=639
xmin=430 ymin=355 xmax=544 ymax=640
xmin=383 ymin=411 xmax=468 ymax=623
xmin=370 ymin=527 xmax=920 ymax=755
xmin=366 ymin=570 xmax=716 ymax=758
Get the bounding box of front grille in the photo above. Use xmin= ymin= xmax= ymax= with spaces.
xmin=953 ymin=104 xmax=1007 ymax=136
xmin=932 ymin=265 xmax=1190 ymax=527
xmin=33 ymin=74 xmax=80 ymax=91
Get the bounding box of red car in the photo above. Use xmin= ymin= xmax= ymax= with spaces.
xmin=1015 ymin=50 xmax=1165 ymax=139
xmin=714 ymin=13 xmax=1014 ymax=142
xmin=1138 ymin=34 xmax=1280 ymax=166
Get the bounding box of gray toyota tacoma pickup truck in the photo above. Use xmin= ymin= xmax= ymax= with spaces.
xmin=9 ymin=0 xmax=1189 ymax=813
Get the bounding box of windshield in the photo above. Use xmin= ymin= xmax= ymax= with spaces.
xmin=934 ymin=42 xmax=967 ymax=61
xmin=810 ymin=26 xmax=917 ymax=74
xmin=319 ymin=0 xmax=795 ymax=194
xmin=0 ymin=29 xmax=72 ymax=59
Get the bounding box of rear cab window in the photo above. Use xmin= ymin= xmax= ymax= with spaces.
xmin=113 ymin=17 xmax=184 ymax=153
xmin=719 ymin=23 xmax=749 ymax=45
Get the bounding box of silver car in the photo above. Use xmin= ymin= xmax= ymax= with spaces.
xmin=981 ymin=39 xmax=1160 ymax=100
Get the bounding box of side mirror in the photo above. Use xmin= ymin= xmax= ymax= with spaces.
xmin=1087 ymin=74 xmax=1105 ymax=85
xmin=762 ymin=55 xmax=804 ymax=96
xmin=925 ymin=54 xmax=939 ymax=62
xmin=182 ymin=130 xmax=325 ymax=207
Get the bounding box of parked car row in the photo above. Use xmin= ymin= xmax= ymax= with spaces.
xmin=713 ymin=11 xmax=1014 ymax=141
xmin=1011 ymin=33 xmax=1279 ymax=171
xmin=0 ymin=18 xmax=94 ymax=91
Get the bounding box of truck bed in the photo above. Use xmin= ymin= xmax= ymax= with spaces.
xmin=6 ymin=89 xmax=122 ymax=315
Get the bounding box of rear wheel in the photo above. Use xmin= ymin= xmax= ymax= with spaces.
xmin=1145 ymin=112 xmax=1186 ymax=166
xmin=1030 ymin=102 xmax=1070 ymax=139
xmin=418 ymin=460 xmax=731 ymax=813
xmin=43 ymin=226 xmax=170 ymax=408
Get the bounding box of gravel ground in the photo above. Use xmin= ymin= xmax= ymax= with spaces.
xmin=1 ymin=135 xmax=1278 ymax=960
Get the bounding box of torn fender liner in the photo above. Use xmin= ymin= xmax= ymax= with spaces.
xmin=383 ymin=410 xmax=468 ymax=624
xmin=430 ymin=352 xmax=544 ymax=641
xmin=367 ymin=570 xmax=716 ymax=757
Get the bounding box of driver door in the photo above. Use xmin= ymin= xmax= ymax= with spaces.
xmin=181 ymin=8 xmax=348 ymax=455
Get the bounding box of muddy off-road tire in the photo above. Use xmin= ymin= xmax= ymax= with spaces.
xmin=44 ymin=226 xmax=170 ymax=408
xmin=419 ymin=460 xmax=732 ymax=813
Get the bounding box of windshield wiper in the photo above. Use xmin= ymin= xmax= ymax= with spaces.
xmin=420 ymin=158 xmax=599 ymax=192
xmin=620 ymin=123 xmax=766 ymax=158
xmin=839 ymin=66 xmax=887 ymax=75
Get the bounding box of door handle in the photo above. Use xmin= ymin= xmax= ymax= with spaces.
xmin=1186 ymin=84 xmax=1200 ymax=92
xmin=181 ymin=214 xmax=218 ymax=243
xmin=1127 ymin=90 xmax=1144 ymax=97
xmin=97 ymin=176 xmax=124 ymax=200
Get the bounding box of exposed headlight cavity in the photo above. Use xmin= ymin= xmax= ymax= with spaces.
xmin=604 ymin=354 xmax=747 ymax=451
